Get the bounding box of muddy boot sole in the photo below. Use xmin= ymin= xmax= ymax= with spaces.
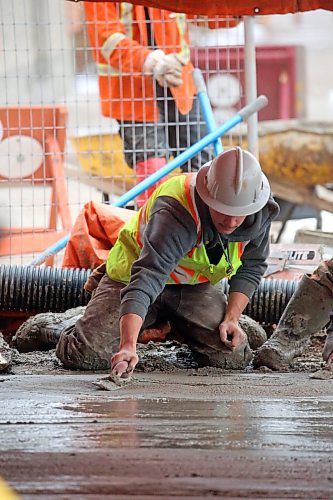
xmin=253 ymin=272 xmax=333 ymax=370
xmin=13 ymin=307 xmax=85 ymax=353
xmin=0 ymin=334 xmax=11 ymax=372
xmin=239 ymin=315 xmax=267 ymax=350
xmin=253 ymin=336 xmax=310 ymax=370
xmin=196 ymin=340 xmax=253 ymax=370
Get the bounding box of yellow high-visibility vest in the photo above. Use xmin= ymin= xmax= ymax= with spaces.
xmin=106 ymin=174 xmax=243 ymax=285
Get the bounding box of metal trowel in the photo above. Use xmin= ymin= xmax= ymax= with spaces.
xmin=93 ymin=361 xmax=134 ymax=391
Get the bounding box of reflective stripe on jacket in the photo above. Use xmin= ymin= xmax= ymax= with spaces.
xmin=84 ymin=2 xmax=196 ymax=121
xmin=106 ymin=174 xmax=243 ymax=285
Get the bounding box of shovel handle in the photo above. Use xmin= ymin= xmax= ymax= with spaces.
xmin=238 ymin=95 xmax=268 ymax=120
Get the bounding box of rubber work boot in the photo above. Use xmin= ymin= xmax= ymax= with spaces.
xmin=206 ymin=317 xmax=266 ymax=369
xmin=12 ymin=307 xmax=85 ymax=353
xmin=253 ymin=266 xmax=333 ymax=370
xmin=239 ymin=315 xmax=267 ymax=350
xmin=323 ymin=311 xmax=333 ymax=363
xmin=135 ymin=157 xmax=167 ymax=207
xmin=0 ymin=334 xmax=11 ymax=373
xmin=198 ymin=338 xmax=253 ymax=370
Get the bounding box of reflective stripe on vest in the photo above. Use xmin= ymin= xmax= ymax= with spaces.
xmin=101 ymin=32 xmax=126 ymax=60
xmin=99 ymin=3 xmax=132 ymax=72
xmin=97 ymin=63 xmax=122 ymax=76
xmin=98 ymin=3 xmax=133 ymax=75
xmin=106 ymin=174 xmax=244 ymax=286
xmin=137 ymin=173 xmax=202 ymax=248
xmin=175 ymin=13 xmax=190 ymax=65
xmin=121 ymin=3 xmax=133 ymax=38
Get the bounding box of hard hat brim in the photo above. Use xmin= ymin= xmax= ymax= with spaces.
xmin=196 ymin=163 xmax=271 ymax=216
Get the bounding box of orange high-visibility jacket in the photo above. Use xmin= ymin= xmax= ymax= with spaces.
xmin=85 ymin=1 xmax=333 ymax=16
xmin=84 ymin=2 xmax=199 ymax=122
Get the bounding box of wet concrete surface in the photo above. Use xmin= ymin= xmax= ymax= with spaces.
xmin=1 ymin=372 xmax=333 ymax=498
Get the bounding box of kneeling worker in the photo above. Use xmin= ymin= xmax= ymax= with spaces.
xmin=15 ymin=147 xmax=279 ymax=375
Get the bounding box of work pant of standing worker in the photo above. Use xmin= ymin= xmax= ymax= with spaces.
xmin=56 ymin=274 xmax=251 ymax=371
xmin=120 ymin=85 xmax=211 ymax=171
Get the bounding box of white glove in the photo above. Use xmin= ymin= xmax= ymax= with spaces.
xmin=143 ymin=50 xmax=183 ymax=88
xmin=143 ymin=49 xmax=165 ymax=74
xmin=153 ymin=53 xmax=183 ymax=88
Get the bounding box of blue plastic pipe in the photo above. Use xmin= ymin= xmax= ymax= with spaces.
xmin=192 ymin=68 xmax=223 ymax=156
xmin=30 ymin=95 xmax=268 ymax=266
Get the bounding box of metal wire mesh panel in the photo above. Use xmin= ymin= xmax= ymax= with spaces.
xmin=0 ymin=0 xmax=249 ymax=265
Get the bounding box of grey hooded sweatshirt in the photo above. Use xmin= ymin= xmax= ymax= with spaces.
xmin=119 ymin=189 xmax=280 ymax=320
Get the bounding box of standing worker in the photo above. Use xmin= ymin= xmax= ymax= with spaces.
xmin=83 ymin=2 xmax=238 ymax=204
xmin=14 ymin=147 xmax=280 ymax=373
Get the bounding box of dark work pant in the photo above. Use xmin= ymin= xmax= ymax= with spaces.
xmin=56 ymin=274 xmax=250 ymax=371
xmin=120 ymin=85 xmax=212 ymax=171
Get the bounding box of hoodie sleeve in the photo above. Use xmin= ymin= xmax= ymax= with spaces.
xmin=119 ymin=196 xmax=198 ymax=319
xmin=228 ymin=224 xmax=270 ymax=299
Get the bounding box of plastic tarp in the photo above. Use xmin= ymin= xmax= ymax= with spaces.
xmin=80 ymin=1 xmax=333 ymax=16
xmin=62 ymin=201 xmax=134 ymax=269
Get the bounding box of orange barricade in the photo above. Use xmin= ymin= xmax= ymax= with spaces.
xmin=0 ymin=106 xmax=72 ymax=265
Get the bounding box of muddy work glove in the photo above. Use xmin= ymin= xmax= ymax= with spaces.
xmin=323 ymin=329 xmax=333 ymax=364
xmin=143 ymin=50 xmax=183 ymax=88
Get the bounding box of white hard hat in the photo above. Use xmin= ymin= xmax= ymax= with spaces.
xmin=196 ymin=146 xmax=270 ymax=216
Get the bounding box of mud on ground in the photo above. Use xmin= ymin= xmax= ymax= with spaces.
xmin=0 ymin=332 xmax=327 ymax=376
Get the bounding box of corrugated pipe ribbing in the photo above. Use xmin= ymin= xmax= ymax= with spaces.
xmin=0 ymin=265 xmax=298 ymax=324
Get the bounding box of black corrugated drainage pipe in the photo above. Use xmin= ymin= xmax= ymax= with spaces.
xmin=0 ymin=265 xmax=298 ymax=324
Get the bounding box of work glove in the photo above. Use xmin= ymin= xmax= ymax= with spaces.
xmin=143 ymin=49 xmax=165 ymax=74
xmin=322 ymin=329 xmax=333 ymax=363
xmin=153 ymin=53 xmax=183 ymax=87
xmin=143 ymin=50 xmax=183 ymax=88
